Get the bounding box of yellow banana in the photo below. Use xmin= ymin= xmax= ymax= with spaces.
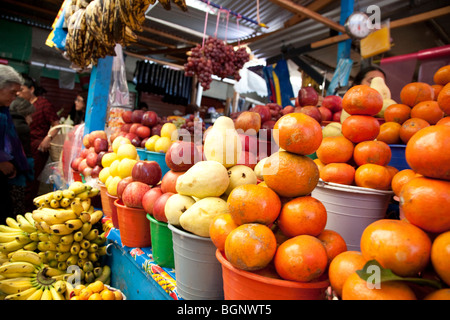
xmin=87 ymin=205 xmax=95 ymax=214
xmin=0 ymin=279 xmax=33 ymax=294
xmin=84 ymin=270 xmax=95 ymax=283
xmin=5 ymin=217 xmax=21 ymax=229
xmin=56 ymin=242 xmax=72 ymax=253
xmin=49 ymin=224 xmax=73 ymax=236
xmin=97 ymin=245 xmax=107 ymax=256
xmin=0 ymin=272 xmax=35 ymax=279
xmin=57 ymin=261 xmax=68 ymax=271
xmin=66 ymin=254 xmax=79 ymax=266
xmin=54 ymin=190 xmax=63 ymax=201
xmin=60 ymin=234 xmax=74 ymax=245
xmin=0 ymin=239 xmax=29 ymax=253
xmin=76 ymin=190 xmax=90 ymax=200
xmin=29 ymin=231 xmax=39 ymax=242
xmin=49 ymin=234 xmax=62 ymax=244
xmin=17 ymin=215 xmax=36 ymax=233
xmin=80 ymin=221 xmax=92 ymax=236
xmin=82 ymin=260 xmax=94 ymax=273
xmin=31 ymin=210 xmax=46 ymax=223
xmin=40 ymin=286 xmax=53 ymax=300
xmin=38 ymin=233 xmax=50 ymax=242
xmin=23 ymin=242 xmax=38 ymax=251
xmin=90 ymin=211 xmax=103 ymax=225
xmin=0 ymin=232 xmax=26 ymax=243
xmin=78 ymin=249 xmax=88 ymax=260
xmin=65 ymin=281 xmax=74 ymax=300
xmin=80 ymin=239 xmax=91 ymax=250
xmin=54 ymin=280 xmax=66 ymax=294
xmin=56 ymin=252 xmax=71 ymax=262
xmin=59 ymin=197 xmax=72 ymax=208
xmin=37 ymin=241 xmax=58 ymax=252
xmin=84 ymin=229 xmax=98 ymax=241
xmin=73 ymin=231 xmax=84 ymax=242
xmin=0 ymin=261 xmax=37 ymax=274
xmin=10 ymin=250 xmax=43 ymax=266
xmin=0 ymin=225 xmax=22 ymax=233
xmin=44 ymin=250 xmax=57 ymax=261
xmin=69 ymin=181 xmax=87 ymax=194
xmin=87 ymin=243 xmax=98 ymax=253
xmin=5 ymin=286 xmax=38 ymax=300
xmin=62 ymin=189 xmax=76 ymax=200
xmin=24 ymin=212 xmax=36 ymax=226
xmin=43 ymin=266 xmax=67 ymax=277
xmin=65 ymin=219 xmax=83 ymax=230
xmin=39 ymin=221 xmax=52 ymax=234
xmin=70 ymin=242 xmax=81 ymax=255
xmin=88 ymin=188 xmax=100 ymax=197
xmin=93 ymin=233 xmax=106 ymax=246
xmin=79 ymin=211 xmax=91 ymax=223
xmin=27 ymin=287 xmax=44 ymax=300
xmin=71 ymin=198 xmax=84 ymax=215
xmin=50 ymin=199 xmax=60 ymax=209
xmin=81 ymin=198 xmax=91 ymax=211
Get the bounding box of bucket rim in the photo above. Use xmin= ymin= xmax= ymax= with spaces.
xmin=215 ymin=250 xmax=329 ymax=289
xmin=146 ymin=213 xmax=168 ymax=226
xmin=315 ymin=179 xmax=394 ymax=196
xmin=387 ymin=144 xmax=407 ymax=148
xmin=168 ymin=223 xmax=211 ymax=241
xmin=146 ymin=150 xmax=166 ymax=156
xmin=106 ymin=191 xmax=118 ymax=200
xmin=114 ymin=199 xmax=146 ymax=213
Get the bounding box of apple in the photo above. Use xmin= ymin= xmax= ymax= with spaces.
xmin=297 ymin=87 xmax=319 ymax=107
xmin=234 ymin=111 xmax=261 ymax=135
xmin=297 ymin=106 xmax=322 ymax=124
xmin=96 ymin=151 xmax=106 ymax=167
xmin=82 ymin=134 xmax=91 ymax=148
xmin=71 ymin=157 xmax=83 ymax=172
xmin=129 ymin=123 xmax=142 ymax=134
xmin=122 ymin=110 xmax=133 ymax=123
xmin=237 ymin=150 xmax=258 ymax=170
xmin=88 ymin=130 xmax=107 ymax=147
xmin=161 ymin=170 xmax=185 ymax=193
xmin=91 ymin=165 xmax=102 ymax=178
xmin=117 ymin=176 xmax=134 ymax=200
xmin=165 ymin=141 xmax=200 ymax=172
xmin=322 ymin=95 xmax=343 ymax=113
xmin=78 ymin=158 xmax=88 ymax=173
xmin=251 ymin=105 xmax=271 ymax=123
xmin=93 ymin=138 xmax=108 ymax=154
xmin=318 ymin=106 xmax=333 ymax=122
xmin=131 ymin=160 xmax=162 ymax=186
xmin=141 ymin=137 xmax=149 ymax=148
xmin=80 ymin=148 xmax=90 ymax=159
xmin=261 ymin=120 xmax=276 ymax=130
xmin=142 ymin=186 xmax=164 ymax=214
xmin=142 ymin=111 xmax=158 ymax=127
xmin=322 ymin=122 xmax=343 ymax=138
xmin=81 ymin=166 xmax=92 ymax=178
xmin=238 ymin=133 xmax=258 ymax=154
xmin=332 ymin=110 xmax=342 ymax=122
xmin=131 ymin=110 xmax=145 ymax=123
xmin=121 ymin=123 xmax=132 ymax=133
xmin=122 ymin=181 xmax=151 ymax=209
xmin=136 ymin=125 xmax=151 ymax=139
xmin=152 ymin=192 xmax=174 ymax=223
xmin=130 ymin=136 xmax=142 ymax=148
xmin=86 ymin=151 xmax=98 ymax=168
xmin=151 ymin=124 xmax=162 ymax=136
xmin=125 ymin=132 xmax=138 ymax=142
xmin=281 ymin=105 xmax=294 ymax=115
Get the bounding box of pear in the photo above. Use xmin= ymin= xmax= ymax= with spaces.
xmin=225 ymin=165 xmax=258 ymax=195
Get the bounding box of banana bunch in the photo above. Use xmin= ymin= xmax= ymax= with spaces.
xmin=0 ymin=213 xmax=39 ymax=254
xmin=0 ymin=250 xmax=70 ymax=300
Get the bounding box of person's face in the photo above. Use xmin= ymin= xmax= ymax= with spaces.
xmin=75 ymin=95 xmax=85 ymax=111
xmin=0 ymin=83 xmax=21 ymax=107
xmin=361 ymin=70 xmax=385 ymax=86
xmin=17 ymin=85 xmax=34 ymax=102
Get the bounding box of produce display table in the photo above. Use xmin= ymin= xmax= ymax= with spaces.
xmin=105 ymin=228 xmax=181 ymax=300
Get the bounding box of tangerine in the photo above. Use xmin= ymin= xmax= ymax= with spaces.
xmin=424 ymin=289 xmax=450 ymax=300
xmin=342 ymin=85 xmax=383 ymax=116
xmin=437 ymin=82 xmax=450 ymax=115
xmin=274 ymin=235 xmax=328 ymax=282
xmin=410 ymin=100 xmax=444 ymax=124
xmin=399 ymin=177 xmax=450 ymax=234
xmin=227 ymin=184 xmax=281 ymax=225
xmin=315 ymin=136 xmax=354 ymax=164
xmin=430 ymin=231 xmax=450 ymax=287
xmin=209 ymin=213 xmax=239 ymax=252
xmin=436 ymin=116 xmax=450 ymax=126
xmin=384 ymin=103 xmax=411 ymax=124
xmin=276 ymin=196 xmax=327 ymax=238
xmin=263 ymin=151 xmax=319 ymax=198
xmin=400 ymin=82 xmax=435 ymax=107
xmin=328 ymin=251 xmax=366 ymax=298
xmin=405 ymin=125 xmax=450 ymax=181
xmin=433 ymin=65 xmax=450 ymax=86
xmin=100 ymin=289 xmax=116 ymax=300
xmin=354 ymin=163 xmax=392 ymax=190
xmin=353 ymin=140 xmax=392 ymax=167
xmin=342 ymin=115 xmax=380 ymax=143
xmin=431 ymin=84 xmax=443 ymax=99
xmin=317 ymin=229 xmax=347 ymax=265
xmin=313 ymin=158 xmax=325 ymax=171
xmin=376 ymin=121 xmax=402 ymax=144
xmin=390 ymin=169 xmax=419 ymax=197
xmin=319 ymin=163 xmax=355 ymax=185
xmin=273 ymin=113 xmax=323 ymax=155
xmin=399 ymin=117 xmax=430 ymax=144
xmin=225 ymin=223 xmax=277 ymax=271
xmin=360 ymin=219 xmax=431 ymax=277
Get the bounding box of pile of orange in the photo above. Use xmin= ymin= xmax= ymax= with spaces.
xmin=70 ymin=280 xmax=124 ymax=300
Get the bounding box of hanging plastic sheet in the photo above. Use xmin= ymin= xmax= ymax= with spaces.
xmin=109 ymin=44 xmax=130 ymax=108
xmin=45 ymin=0 xmax=70 ymax=50
xmin=326 ymin=58 xmax=353 ymax=96
xmin=234 ymin=60 xmax=268 ymax=98
xmin=263 ymin=59 xmax=295 ymax=107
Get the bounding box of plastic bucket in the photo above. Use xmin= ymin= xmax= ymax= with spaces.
xmin=388 ymin=144 xmax=411 ymax=171
xmin=311 ymin=180 xmax=394 ymax=251
xmin=99 ymin=184 xmax=112 ymax=218
xmin=168 ymin=224 xmax=223 ymax=300
xmin=146 ymin=214 xmax=174 ymax=268
xmin=136 ymin=147 xmax=147 ymax=161
xmin=216 ymin=250 xmax=329 ymax=300
xmin=114 ymin=199 xmax=151 ymax=248
xmin=146 ymin=151 xmax=170 ymax=177
xmin=106 ymin=192 xmax=120 ymax=229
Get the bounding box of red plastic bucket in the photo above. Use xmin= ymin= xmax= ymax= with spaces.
xmin=99 ymin=184 xmax=112 ymax=218
xmin=106 ymin=192 xmax=119 ymax=229
xmin=216 ymin=250 xmax=329 ymax=300
xmin=114 ymin=199 xmax=151 ymax=248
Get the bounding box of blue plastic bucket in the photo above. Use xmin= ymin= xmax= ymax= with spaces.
xmin=137 ymin=148 xmax=147 ymax=161
xmin=388 ymin=144 xmax=411 ymax=171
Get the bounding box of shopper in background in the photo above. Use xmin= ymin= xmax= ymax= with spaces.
xmin=9 ymin=97 xmax=36 ymax=216
xmin=0 ymin=65 xmax=30 ymax=222
xmin=69 ymin=91 xmax=88 ymax=125
xmin=17 ymin=74 xmax=61 ymax=210
xmin=353 ymin=65 xmax=386 ymax=86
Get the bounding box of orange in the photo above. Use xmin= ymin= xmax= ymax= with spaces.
xmin=405 ymin=125 xmax=450 ymax=181
xmin=341 ymin=115 xmax=380 ymax=143
xmin=433 ymin=65 xmax=450 ymax=85
xmin=225 ymin=223 xmax=277 ymax=271
xmin=436 ymin=116 xmax=450 ymax=126
xmin=100 ymin=289 xmax=116 ymax=300
xmin=315 ymin=136 xmax=354 ymax=164
xmin=400 ymin=177 xmax=450 ymax=234
xmin=87 ymin=280 xmax=104 ymax=293
xmin=209 ymin=213 xmax=238 ymax=252
xmin=227 ymin=184 xmax=281 ymax=226
xmin=424 ymin=289 xmax=450 ymax=300
xmin=273 ymin=113 xmax=323 ymax=156
xmin=437 ymin=82 xmax=450 ymax=115
xmin=317 ymin=229 xmax=347 ymax=265
xmin=276 ymin=196 xmax=327 ymax=238
xmin=399 ymin=117 xmax=430 ymax=144
xmin=263 ymin=151 xmax=319 ymax=198
xmin=410 ymin=100 xmax=444 ymax=124
xmin=431 ymin=84 xmax=443 ymax=99
xmin=360 ymin=219 xmax=431 ymax=277
xmin=313 ymin=158 xmax=325 ymax=171
xmin=342 ymin=85 xmax=383 ymax=116
xmin=353 ymin=140 xmax=391 ymax=167
xmin=274 ymin=235 xmax=328 ymax=282
xmin=390 ymin=169 xmax=419 ymax=197
xmin=376 ymin=121 xmax=402 ymax=144
xmin=342 ymin=272 xmax=416 ymax=300
xmin=400 ymin=82 xmax=435 ymax=107
xmin=88 ymin=293 xmax=102 ymax=300
xmin=354 ymin=163 xmax=392 ymax=190
xmin=431 ymin=231 xmax=450 ymax=286
xmin=328 ymin=251 xmax=366 ymax=298
xmin=385 ymin=165 xmax=399 ymax=180
xmin=384 ymin=103 xmax=411 ymax=124
xmin=319 ymin=162 xmax=355 ymax=185
xmin=113 ymin=290 xmax=123 ymax=300
xmin=79 ymin=287 xmax=93 ymax=300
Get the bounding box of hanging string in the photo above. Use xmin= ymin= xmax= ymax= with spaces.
xmin=224 ymin=9 xmax=230 ymax=42
xmin=236 ymin=14 xmax=242 ymax=47
xmin=256 ymin=0 xmax=261 ymax=26
xmin=202 ymin=0 xmax=211 ymax=48
xmin=214 ymin=6 xmax=222 ymax=38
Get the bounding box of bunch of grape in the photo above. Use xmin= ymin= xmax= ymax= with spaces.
xmin=184 ymin=37 xmax=250 ymax=90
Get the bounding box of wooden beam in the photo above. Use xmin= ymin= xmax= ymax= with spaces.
xmin=137 ymin=35 xmax=177 ymax=49
xmin=269 ymin=0 xmax=345 ymax=33
xmin=284 ymin=0 xmax=337 ymax=28
xmin=142 ymin=25 xmax=198 ymax=46
xmin=124 ymin=50 xmax=184 ymax=70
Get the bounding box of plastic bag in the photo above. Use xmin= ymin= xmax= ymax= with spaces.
xmin=109 ymin=44 xmax=130 ymax=108
xmin=60 ymin=124 xmax=85 ymax=188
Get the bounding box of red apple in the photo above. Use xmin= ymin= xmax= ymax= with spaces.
xmin=237 ymin=150 xmax=258 ymax=170
xmin=142 ymin=111 xmax=158 ymax=127
xmin=129 ymin=123 xmax=142 ymax=134
xmin=117 ymin=176 xmax=134 ymax=200
xmin=121 ymin=123 xmax=132 ymax=133
xmin=281 ymin=105 xmax=294 ymax=115
xmin=266 ymin=103 xmax=282 ymax=112
xmin=71 ymin=157 xmax=83 ymax=172
xmin=122 ymin=110 xmax=133 ymax=123
xmin=141 ymin=137 xmax=149 ymax=148
xmin=165 ymin=141 xmax=200 ymax=172
xmin=82 ymin=134 xmax=91 ymax=148
xmin=142 ymin=187 xmax=164 ymax=214
xmin=297 ymin=87 xmax=319 ymax=107
xmin=318 ymin=106 xmax=333 ymax=122
xmin=297 ymin=106 xmax=322 ymax=124
xmin=131 ymin=110 xmax=145 ymax=123
xmin=332 ymin=110 xmax=342 ymax=122
xmin=91 ymin=165 xmax=102 ymax=178
xmin=78 ymin=158 xmax=88 ymax=173
xmin=136 ymin=125 xmax=151 ymax=139
xmin=234 ymin=111 xmax=261 ymax=135
xmin=122 ymin=181 xmax=151 ymax=209
xmin=96 ymin=151 xmax=106 ymax=167
xmin=322 ymin=95 xmax=343 ymax=113
xmin=151 ymin=124 xmax=162 ymax=136
xmin=251 ymin=105 xmax=271 ymax=123
xmin=80 ymin=148 xmax=90 ymax=159
xmin=81 ymin=166 xmax=92 ymax=178
xmin=86 ymin=152 xmax=98 ymax=168
xmin=261 ymin=120 xmax=276 ymax=130
xmin=161 ymin=170 xmax=185 ymax=194
xmin=130 ymin=136 xmax=142 ymax=148
xmin=93 ymin=138 xmax=108 ymax=153
xmin=131 ymin=160 xmax=162 ymax=186
xmin=152 ymin=192 xmax=174 ymax=223
xmin=125 ymin=132 xmax=138 ymax=142
xmin=88 ymin=130 xmax=107 ymax=147
xmin=238 ymin=133 xmax=258 ymax=154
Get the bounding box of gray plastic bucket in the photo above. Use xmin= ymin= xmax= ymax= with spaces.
xmin=168 ymin=224 xmax=224 ymax=300
xmin=311 ymin=180 xmax=394 ymax=251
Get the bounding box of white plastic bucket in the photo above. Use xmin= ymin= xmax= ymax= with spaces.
xmin=311 ymin=180 xmax=394 ymax=251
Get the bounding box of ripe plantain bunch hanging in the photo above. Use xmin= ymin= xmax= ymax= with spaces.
xmin=64 ymin=0 xmax=188 ymax=69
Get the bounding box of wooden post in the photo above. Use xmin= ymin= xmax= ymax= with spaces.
xmin=84 ymin=56 xmax=113 ymax=135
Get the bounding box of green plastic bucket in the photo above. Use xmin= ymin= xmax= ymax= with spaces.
xmin=146 ymin=214 xmax=174 ymax=268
